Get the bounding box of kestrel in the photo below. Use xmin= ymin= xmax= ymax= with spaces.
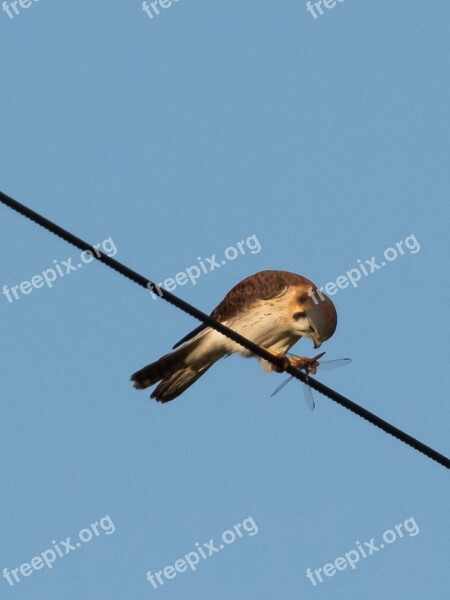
xmin=131 ymin=270 xmax=337 ymax=402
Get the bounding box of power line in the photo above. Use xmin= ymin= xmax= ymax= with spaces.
xmin=1 ymin=190 xmax=449 ymax=470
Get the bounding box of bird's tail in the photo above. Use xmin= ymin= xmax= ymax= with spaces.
xmin=131 ymin=330 xmax=225 ymax=403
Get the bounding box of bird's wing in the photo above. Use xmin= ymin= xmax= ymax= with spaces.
xmin=172 ymin=323 xmax=207 ymax=349
xmin=210 ymin=270 xmax=292 ymax=322
xmin=173 ymin=270 xmax=311 ymax=349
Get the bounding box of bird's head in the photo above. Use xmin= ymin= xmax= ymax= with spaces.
xmin=292 ymin=288 xmax=337 ymax=348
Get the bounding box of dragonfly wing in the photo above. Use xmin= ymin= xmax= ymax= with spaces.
xmin=317 ymin=358 xmax=352 ymax=371
xmin=304 ymin=382 xmax=315 ymax=411
xmin=270 ymin=375 xmax=294 ymax=397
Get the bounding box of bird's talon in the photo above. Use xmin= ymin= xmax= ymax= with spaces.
xmin=270 ymin=353 xmax=290 ymax=372
xmin=288 ymin=352 xmax=325 ymax=373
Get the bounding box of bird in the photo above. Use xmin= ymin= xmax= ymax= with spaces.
xmin=131 ymin=270 xmax=337 ymax=403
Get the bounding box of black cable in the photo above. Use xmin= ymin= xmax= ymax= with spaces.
xmin=1 ymin=190 xmax=449 ymax=470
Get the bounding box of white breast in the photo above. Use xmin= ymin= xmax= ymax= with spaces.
xmin=220 ymin=299 xmax=301 ymax=361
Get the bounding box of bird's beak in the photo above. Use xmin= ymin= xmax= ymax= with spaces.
xmin=313 ymin=339 xmax=322 ymax=349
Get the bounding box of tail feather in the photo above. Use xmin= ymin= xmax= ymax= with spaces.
xmin=131 ymin=348 xmax=187 ymax=390
xmin=131 ymin=330 xmax=226 ymax=402
xmin=150 ymin=364 xmax=213 ymax=403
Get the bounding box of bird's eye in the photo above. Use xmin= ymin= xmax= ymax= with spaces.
xmin=293 ymin=311 xmax=306 ymax=320
xmin=298 ymin=294 xmax=308 ymax=303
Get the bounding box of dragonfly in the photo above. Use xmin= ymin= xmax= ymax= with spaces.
xmin=270 ymin=352 xmax=351 ymax=411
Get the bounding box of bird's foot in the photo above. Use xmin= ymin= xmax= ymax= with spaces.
xmin=269 ymin=351 xmax=326 ymax=374
xmin=269 ymin=352 xmax=291 ymax=373
xmin=288 ymin=352 xmax=326 ymax=375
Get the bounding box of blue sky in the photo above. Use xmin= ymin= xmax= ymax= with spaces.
xmin=0 ymin=1 xmax=449 ymax=598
